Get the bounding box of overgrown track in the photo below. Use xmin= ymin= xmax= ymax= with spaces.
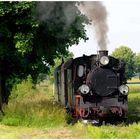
xmin=127 ymin=93 xmax=140 ymax=124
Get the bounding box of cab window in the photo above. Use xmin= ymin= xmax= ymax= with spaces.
xmin=77 ymin=65 xmax=84 ymax=77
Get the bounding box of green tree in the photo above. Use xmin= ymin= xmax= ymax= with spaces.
xmin=0 ymin=1 xmax=89 ymax=108
xmin=134 ymin=53 xmax=140 ymax=78
xmin=111 ymin=46 xmax=135 ymax=80
xmin=50 ymin=52 xmax=74 ymax=72
xmin=37 ymin=51 xmax=74 ymax=84
xmin=0 ymin=1 xmax=37 ymax=108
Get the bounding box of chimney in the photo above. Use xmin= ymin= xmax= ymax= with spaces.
xmin=98 ymin=50 xmax=108 ymax=59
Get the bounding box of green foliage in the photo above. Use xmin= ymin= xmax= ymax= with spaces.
xmin=112 ymin=46 xmax=135 ymax=80
xmin=49 ymin=51 xmax=74 ymax=78
xmin=0 ymin=79 xmax=65 ymax=128
xmin=1 ymin=98 xmax=65 ymax=128
xmin=14 ymin=32 xmax=34 ymax=54
xmin=37 ymin=73 xmax=48 ymax=84
xmin=73 ymin=122 xmax=140 ymax=138
xmin=134 ymin=53 xmax=140 ymax=74
xmin=10 ymin=76 xmax=35 ymax=99
xmin=0 ymin=1 xmax=89 ymax=104
xmin=0 ymin=1 xmax=38 ymax=104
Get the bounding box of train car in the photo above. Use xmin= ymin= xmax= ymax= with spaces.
xmin=54 ymin=50 xmax=129 ymax=124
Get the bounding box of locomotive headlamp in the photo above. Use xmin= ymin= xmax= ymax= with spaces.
xmin=79 ymin=84 xmax=89 ymax=94
xmin=100 ymin=56 xmax=109 ymax=65
xmin=119 ymin=85 xmax=129 ymax=95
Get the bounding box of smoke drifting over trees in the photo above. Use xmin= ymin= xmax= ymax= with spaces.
xmin=77 ymin=1 xmax=109 ymax=50
xmin=36 ymin=1 xmax=108 ymax=50
xmin=35 ymin=2 xmax=88 ymax=32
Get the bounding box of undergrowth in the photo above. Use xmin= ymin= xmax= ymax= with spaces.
xmin=0 ymin=78 xmax=65 ymax=128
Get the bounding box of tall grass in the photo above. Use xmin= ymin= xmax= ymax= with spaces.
xmin=0 ymin=78 xmax=65 ymax=128
xmin=68 ymin=121 xmax=140 ymax=138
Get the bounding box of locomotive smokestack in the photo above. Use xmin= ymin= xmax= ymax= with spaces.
xmin=96 ymin=50 xmax=109 ymax=66
xmin=98 ymin=50 xmax=108 ymax=58
xmin=97 ymin=50 xmax=108 ymax=61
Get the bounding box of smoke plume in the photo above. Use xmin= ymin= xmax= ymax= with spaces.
xmin=77 ymin=1 xmax=108 ymax=50
xmin=36 ymin=2 xmax=79 ymax=28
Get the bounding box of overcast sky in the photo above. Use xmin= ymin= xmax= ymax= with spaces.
xmin=69 ymin=0 xmax=140 ymax=57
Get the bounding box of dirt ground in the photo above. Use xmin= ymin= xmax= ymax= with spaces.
xmin=0 ymin=124 xmax=81 ymax=139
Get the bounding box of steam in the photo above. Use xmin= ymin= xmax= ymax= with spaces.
xmin=36 ymin=2 xmax=79 ymax=28
xmin=77 ymin=1 xmax=108 ymax=50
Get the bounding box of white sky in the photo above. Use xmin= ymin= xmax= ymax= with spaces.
xmin=69 ymin=0 xmax=140 ymax=58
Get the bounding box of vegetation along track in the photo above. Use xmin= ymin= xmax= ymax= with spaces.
xmin=0 ymin=78 xmax=140 ymax=138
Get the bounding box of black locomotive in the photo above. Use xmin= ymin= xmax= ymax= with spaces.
xmin=54 ymin=50 xmax=129 ymax=123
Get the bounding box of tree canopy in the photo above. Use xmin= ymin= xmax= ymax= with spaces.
xmin=134 ymin=53 xmax=140 ymax=74
xmin=111 ymin=46 xmax=135 ymax=80
xmin=0 ymin=1 xmax=89 ymax=106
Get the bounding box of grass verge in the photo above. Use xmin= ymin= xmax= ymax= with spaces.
xmin=0 ymin=79 xmax=65 ymax=128
xmin=127 ymin=77 xmax=140 ymax=93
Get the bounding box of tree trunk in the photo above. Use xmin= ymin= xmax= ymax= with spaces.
xmin=0 ymin=74 xmax=3 ymax=113
xmin=0 ymin=74 xmax=9 ymax=114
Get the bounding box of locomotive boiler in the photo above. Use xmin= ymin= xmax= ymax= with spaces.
xmin=54 ymin=50 xmax=129 ymax=124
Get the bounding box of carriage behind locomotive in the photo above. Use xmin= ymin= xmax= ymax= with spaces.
xmin=54 ymin=50 xmax=129 ymax=122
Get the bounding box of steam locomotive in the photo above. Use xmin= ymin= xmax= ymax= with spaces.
xmin=54 ymin=50 xmax=129 ymax=124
